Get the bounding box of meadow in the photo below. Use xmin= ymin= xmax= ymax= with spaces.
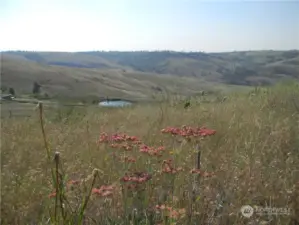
xmin=1 ymin=82 xmax=299 ymax=225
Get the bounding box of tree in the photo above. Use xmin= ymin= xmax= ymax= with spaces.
xmin=92 ymin=99 xmax=98 ymax=104
xmin=32 ymin=82 xmax=41 ymax=95
xmin=184 ymin=101 xmax=191 ymax=109
xmin=9 ymin=87 xmax=15 ymax=96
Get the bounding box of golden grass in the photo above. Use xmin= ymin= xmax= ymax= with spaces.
xmin=1 ymin=83 xmax=299 ymax=225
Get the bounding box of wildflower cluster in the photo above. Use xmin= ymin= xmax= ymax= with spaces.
xmin=110 ymin=143 xmax=133 ymax=151
xmin=92 ymin=185 xmax=115 ymax=197
xmin=161 ymin=125 xmax=216 ymax=137
xmin=120 ymin=172 xmax=152 ymax=191
xmin=120 ymin=172 xmax=152 ymax=183
xmin=139 ymin=144 xmax=165 ymax=156
xmin=162 ymin=159 xmax=183 ymax=174
xmin=93 ymin=126 xmax=216 ymax=213
xmin=46 ymin=124 xmax=217 ymax=225
xmin=98 ymin=132 xmax=142 ymax=151
xmin=98 ymin=132 xmax=141 ymax=144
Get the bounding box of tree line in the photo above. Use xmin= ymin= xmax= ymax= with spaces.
xmin=1 ymin=81 xmax=44 ymax=98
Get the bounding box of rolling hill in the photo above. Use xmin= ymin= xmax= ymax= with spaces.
xmin=1 ymin=50 xmax=298 ymax=101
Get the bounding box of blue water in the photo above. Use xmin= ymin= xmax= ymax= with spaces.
xmin=99 ymin=100 xmax=132 ymax=107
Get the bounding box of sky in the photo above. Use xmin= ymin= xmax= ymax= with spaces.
xmin=1 ymin=0 xmax=299 ymax=52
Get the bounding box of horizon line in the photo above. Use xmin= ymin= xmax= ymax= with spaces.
xmin=2 ymin=49 xmax=299 ymax=54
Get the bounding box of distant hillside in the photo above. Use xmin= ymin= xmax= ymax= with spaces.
xmin=1 ymin=53 xmax=226 ymax=101
xmin=1 ymin=50 xmax=298 ymax=101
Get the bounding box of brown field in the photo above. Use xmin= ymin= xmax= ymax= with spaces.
xmin=1 ymin=82 xmax=299 ymax=225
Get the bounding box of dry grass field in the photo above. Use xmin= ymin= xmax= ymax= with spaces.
xmin=1 ymin=82 xmax=299 ymax=225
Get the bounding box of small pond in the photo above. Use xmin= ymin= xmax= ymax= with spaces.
xmin=99 ymin=100 xmax=133 ymax=107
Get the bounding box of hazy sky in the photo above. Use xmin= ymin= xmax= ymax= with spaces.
xmin=1 ymin=0 xmax=298 ymax=52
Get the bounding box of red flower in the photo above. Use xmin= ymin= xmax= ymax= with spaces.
xmin=162 ymin=159 xmax=183 ymax=174
xmin=92 ymin=188 xmax=101 ymax=194
xmin=92 ymin=185 xmax=115 ymax=197
xmin=98 ymin=132 xmax=109 ymax=143
xmin=120 ymin=172 xmax=152 ymax=184
xmin=139 ymin=144 xmax=165 ymax=156
xmin=120 ymin=174 xmax=131 ymax=182
xmin=98 ymin=133 xmax=141 ymax=145
xmin=161 ymin=126 xmax=216 ymax=138
xmin=198 ymin=128 xmax=216 ymax=136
